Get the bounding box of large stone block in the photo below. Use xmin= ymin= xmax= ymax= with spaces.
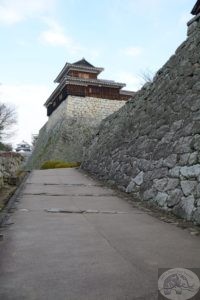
xmin=143 ymin=188 xmax=156 ymax=201
xmin=188 ymin=152 xmax=198 ymax=165
xmin=169 ymin=166 xmax=181 ymax=178
xmin=178 ymin=153 xmax=190 ymax=166
xmin=133 ymin=171 xmax=144 ymax=186
xmin=155 ymin=192 xmax=168 ymax=207
xmin=153 ymin=178 xmax=168 ymax=192
xmin=165 ymin=178 xmax=179 ymax=191
xmin=192 ymin=207 xmax=200 ymax=224
xmin=180 ymin=165 xmax=200 ymax=178
xmin=167 ymin=189 xmax=182 ymax=208
xmin=173 ymin=136 xmax=193 ymax=154
xmin=173 ymin=195 xmax=195 ymax=221
xmin=191 ymin=134 xmax=200 ymax=150
xmin=125 ymin=180 xmax=136 ymax=193
xmin=163 ymin=154 xmax=177 ymax=168
xmin=195 ymin=183 xmax=200 ymax=197
xmin=180 ymin=180 xmax=197 ymax=196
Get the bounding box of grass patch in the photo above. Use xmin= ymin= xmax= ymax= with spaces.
xmin=40 ymin=161 xmax=81 ymax=170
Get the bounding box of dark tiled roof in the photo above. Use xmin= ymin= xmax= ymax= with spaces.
xmin=191 ymin=0 xmax=200 ymax=15
xmin=73 ymin=58 xmax=94 ymax=68
xmin=120 ymin=90 xmax=135 ymax=96
xmin=64 ymin=76 xmax=126 ymax=88
xmin=54 ymin=59 xmax=103 ymax=83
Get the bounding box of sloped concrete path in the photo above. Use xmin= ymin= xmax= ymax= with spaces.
xmin=0 ymin=168 xmax=200 ymax=300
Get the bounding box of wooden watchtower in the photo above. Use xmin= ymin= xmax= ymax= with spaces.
xmin=44 ymin=59 xmax=134 ymax=117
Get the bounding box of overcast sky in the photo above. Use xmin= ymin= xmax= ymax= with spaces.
xmin=0 ymin=0 xmax=194 ymax=146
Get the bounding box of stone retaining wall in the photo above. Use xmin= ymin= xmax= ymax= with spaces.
xmin=82 ymin=16 xmax=200 ymax=225
xmin=27 ymin=96 xmax=126 ymax=169
xmin=0 ymin=152 xmax=23 ymax=187
xmin=47 ymin=96 xmax=126 ymax=131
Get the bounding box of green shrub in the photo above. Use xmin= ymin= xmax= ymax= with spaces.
xmin=40 ymin=161 xmax=81 ymax=170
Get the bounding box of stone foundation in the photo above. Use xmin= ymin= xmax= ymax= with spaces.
xmin=27 ymin=96 xmax=126 ymax=169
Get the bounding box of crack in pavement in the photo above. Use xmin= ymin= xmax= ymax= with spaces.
xmin=23 ymin=193 xmax=115 ymax=197
xmin=44 ymin=208 xmax=130 ymax=214
xmin=16 ymin=208 xmax=145 ymax=215
xmin=27 ymin=183 xmax=103 ymax=187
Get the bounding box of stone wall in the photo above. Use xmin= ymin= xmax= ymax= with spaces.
xmin=82 ymin=16 xmax=200 ymax=225
xmin=66 ymin=96 xmax=125 ymax=121
xmin=47 ymin=96 xmax=126 ymax=130
xmin=27 ymin=96 xmax=126 ymax=169
xmin=0 ymin=152 xmax=23 ymax=187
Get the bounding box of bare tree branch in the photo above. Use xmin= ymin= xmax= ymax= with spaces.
xmin=0 ymin=103 xmax=17 ymax=140
xmin=138 ymin=69 xmax=155 ymax=86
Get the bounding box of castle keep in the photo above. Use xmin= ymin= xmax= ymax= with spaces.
xmin=28 ymin=59 xmax=134 ymax=168
xmin=45 ymin=58 xmax=132 ymax=117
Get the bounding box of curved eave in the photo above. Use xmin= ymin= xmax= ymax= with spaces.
xmin=54 ymin=64 xmax=104 ymax=83
xmin=44 ymin=77 xmax=126 ymax=107
xmin=63 ymin=76 xmax=126 ymax=88
xmin=191 ymin=0 xmax=200 ymax=15
xmin=44 ymin=81 xmax=65 ymax=107
xmin=120 ymin=90 xmax=135 ymax=97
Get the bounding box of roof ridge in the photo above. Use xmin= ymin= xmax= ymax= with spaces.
xmin=73 ymin=58 xmax=94 ymax=68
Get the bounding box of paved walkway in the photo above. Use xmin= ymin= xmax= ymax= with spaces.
xmin=0 ymin=168 xmax=200 ymax=300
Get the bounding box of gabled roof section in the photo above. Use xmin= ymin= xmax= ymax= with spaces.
xmin=191 ymin=0 xmax=200 ymax=15
xmin=54 ymin=58 xmax=104 ymax=83
xmin=73 ymin=58 xmax=94 ymax=68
